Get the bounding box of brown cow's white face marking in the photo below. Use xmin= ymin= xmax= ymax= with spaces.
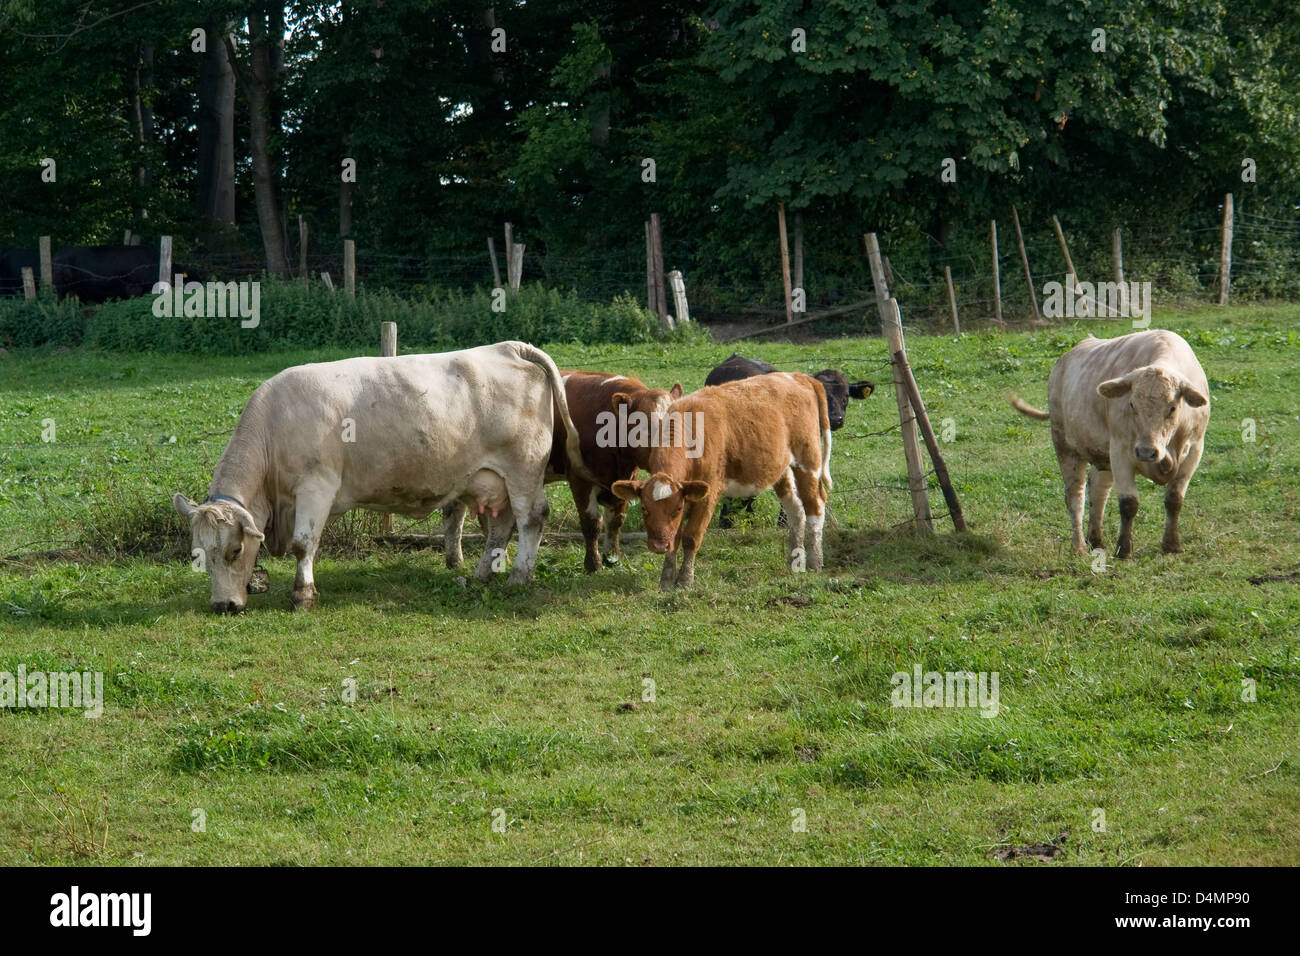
xmin=611 ymin=473 xmax=709 ymax=554
xmin=173 ymin=494 xmax=264 ymax=613
xmin=1098 ymin=366 xmax=1208 ymax=476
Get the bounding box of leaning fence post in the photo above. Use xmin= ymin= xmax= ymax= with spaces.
xmin=944 ymin=265 xmax=961 ymax=335
xmin=864 ymin=232 xmax=933 ymax=534
xmin=990 ymin=219 xmax=1003 ymax=325
xmin=1011 ymin=205 xmax=1039 ymax=321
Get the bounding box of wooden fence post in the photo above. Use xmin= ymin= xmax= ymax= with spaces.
xmin=488 ymin=237 xmax=502 ymax=289
xmin=1011 ymin=205 xmax=1039 ymax=320
xmin=321 ymin=272 xmax=335 ymax=293
xmin=503 ymin=222 xmax=513 ymax=275
xmin=645 ymin=221 xmax=657 ymax=314
xmin=39 ymin=236 xmax=52 ymax=289
xmin=650 ymin=213 xmax=669 ymax=330
xmin=896 ymin=349 xmax=966 ymax=532
xmin=990 ymin=219 xmax=1003 ymax=325
xmin=792 ymin=211 xmax=804 ymax=306
xmin=21 ymin=267 xmax=35 ymax=300
xmin=778 ymin=203 xmax=793 ymax=324
xmin=1051 ymin=215 xmax=1078 ymax=293
xmin=668 ymin=269 xmax=689 ymax=324
xmin=864 ymin=232 xmax=933 ymax=533
xmin=1112 ymin=227 xmax=1127 ymax=317
xmin=123 ymin=229 xmax=133 ymax=246
xmin=509 ymin=243 xmax=524 ymax=291
xmin=944 ymin=265 xmax=960 ymax=335
xmin=158 ymin=236 xmax=172 ymax=287
xmin=299 ymin=216 xmax=309 ymax=286
xmin=1218 ymin=193 xmax=1233 ymax=305
xmin=343 ymin=239 xmax=356 ymax=297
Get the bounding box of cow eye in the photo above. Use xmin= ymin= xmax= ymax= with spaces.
xmin=1167 ymin=405 xmax=1175 ymax=417
xmin=230 ymin=544 xmax=243 ymax=560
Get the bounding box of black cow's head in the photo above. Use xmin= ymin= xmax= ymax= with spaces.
xmin=812 ymin=370 xmax=875 ymax=430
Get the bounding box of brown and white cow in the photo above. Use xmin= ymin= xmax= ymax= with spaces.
xmin=1010 ymin=329 xmax=1210 ymax=558
xmin=545 ymin=372 xmax=680 ymax=572
xmin=611 ymin=373 xmax=830 ymax=589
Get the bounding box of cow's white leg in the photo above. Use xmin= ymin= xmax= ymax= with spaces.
xmin=1086 ymin=466 xmax=1113 ymax=551
xmin=289 ymin=479 xmax=337 ymax=611
xmin=1163 ymin=441 xmax=1202 ymax=554
xmin=505 ymin=480 xmax=549 ymax=586
xmin=473 ymin=501 xmax=515 ymax=582
xmin=775 ymin=471 xmax=807 ymax=571
xmin=792 ymin=465 xmax=826 ymax=571
xmin=442 ymin=500 xmax=467 ymax=569
xmin=1057 ymin=451 xmax=1088 ymax=555
xmin=1110 ymin=449 xmax=1141 ymax=559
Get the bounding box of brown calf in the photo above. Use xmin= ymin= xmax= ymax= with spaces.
xmin=611 ymin=373 xmax=830 ymax=589
xmin=549 ymin=372 xmax=680 ymax=572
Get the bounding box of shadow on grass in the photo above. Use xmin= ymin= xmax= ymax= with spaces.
xmin=826 ymin=525 xmax=1008 ymax=584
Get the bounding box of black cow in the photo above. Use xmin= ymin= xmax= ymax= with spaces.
xmin=53 ymin=245 xmax=163 ymax=302
xmin=704 ymin=353 xmax=875 ymax=527
xmin=0 ymin=248 xmax=39 ymax=296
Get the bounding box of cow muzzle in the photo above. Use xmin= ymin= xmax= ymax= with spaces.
xmin=1134 ymin=445 xmax=1159 ymax=462
xmin=211 ymin=599 xmax=245 ymax=614
xmin=647 ymin=539 xmax=671 ymax=555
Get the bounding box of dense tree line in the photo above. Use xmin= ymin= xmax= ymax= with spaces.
xmin=2 ymin=1 xmax=1297 ymax=306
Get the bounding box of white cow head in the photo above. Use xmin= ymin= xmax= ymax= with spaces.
xmin=1098 ymin=366 xmax=1208 ymax=476
xmin=173 ymin=494 xmax=265 ymax=613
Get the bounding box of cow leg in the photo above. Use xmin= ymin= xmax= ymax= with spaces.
xmin=473 ymin=502 xmax=515 ymax=582
xmin=288 ymin=481 xmax=336 ymax=611
xmin=794 ymin=467 xmax=826 ymax=571
xmin=442 ymin=500 xmax=467 ymax=569
xmin=658 ymin=549 xmax=678 ymax=590
xmin=774 ymin=471 xmax=807 ymax=571
xmin=1058 ymin=452 xmax=1088 ymax=554
xmin=505 ymin=485 xmax=549 ymax=586
xmin=1111 ymin=457 xmax=1140 ymax=559
xmin=1163 ymin=442 xmax=1202 ymax=554
xmin=1086 ymin=466 xmax=1112 ymax=551
xmin=674 ymin=493 xmax=717 ymax=589
xmin=602 ymin=499 xmax=628 ymax=565
xmin=571 ymin=478 xmax=603 ymax=573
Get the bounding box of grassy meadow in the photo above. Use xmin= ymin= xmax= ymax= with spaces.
xmin=1 ymin=304 xmax=1297 ymax=865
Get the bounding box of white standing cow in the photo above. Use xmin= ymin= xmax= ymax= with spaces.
xmin=1010 ymin=330 xmax=1210 ymax=558
xmin=174 ymin=341 xmax=588 ymax=612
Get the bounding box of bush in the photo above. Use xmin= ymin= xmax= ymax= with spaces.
xmin=0 ymin=280 xmax=686 ymax=354
xmin=0 ymin=291 xmax=87 ymax=349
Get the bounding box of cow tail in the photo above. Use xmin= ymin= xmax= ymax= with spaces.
xmin=1008 ymin=393 xmax=1051 ymax=420
xmin=511 ymin=342 xmax=594 ymax=482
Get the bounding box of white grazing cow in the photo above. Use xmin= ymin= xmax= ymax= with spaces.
xmin=1010 ymin=330 xmax=1210 ymax=558
xmin=174 ymin=341 xmax=588 ymax=612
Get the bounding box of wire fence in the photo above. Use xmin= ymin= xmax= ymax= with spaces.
xmin=176 ymin=201 xmax=1300 ymax=333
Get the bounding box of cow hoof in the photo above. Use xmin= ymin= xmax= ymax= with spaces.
xmin=289 ymin=586 xmax=317 ymax=611
xmin=505 ymin=571 xmax=531 ymax=587
xmin=603 ymin=552 xmax=619 ymax=567
xmin=1116 ymin=545 xmax=1132 ymax=560
xmin=1087 ymin=536 xmax=1105 ymax=551
xmin=248 ymin=566 xmax=270 ymax=594
xmin=1163 ymin=538 xmax=1182 ymax=554
xmin=584 ymin=555 xmax=601 ymax=574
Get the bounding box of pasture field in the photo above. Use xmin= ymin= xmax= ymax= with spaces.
xmin=1 ymin=305 xmax=1297 ymax=866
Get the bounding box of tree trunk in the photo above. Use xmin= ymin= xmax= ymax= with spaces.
xmin=197 ymin=21 xmax=237 ymax=247
xmin=225 ymin=13 xmax=290 ymax=278
xmin=128 ymin=43 xmax=154 ymax=225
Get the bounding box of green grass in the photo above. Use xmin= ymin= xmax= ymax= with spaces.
xmin=1 ymin=305 xmax=1298 ymax=865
